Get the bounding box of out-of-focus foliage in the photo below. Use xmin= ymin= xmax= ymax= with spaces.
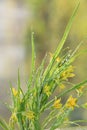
xmin=25 ymin=0 xmax=87 ymax=45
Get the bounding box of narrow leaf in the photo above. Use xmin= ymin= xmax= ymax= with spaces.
xmin=0 ymin=118 xmax=9 ymax=130
xmin=27 ymin=32 xmax=36 ymax=89
xmin=17 ymin=69 xmax=21 ymax=92
xmin=54 ymin=2 xmax=80 ymax=58
xmin=31 ymin=32 xmax=36 ymax=74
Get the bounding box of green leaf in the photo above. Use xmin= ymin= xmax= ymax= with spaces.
xmin=50 ymin=109 xmax=72 ymax=130
xmin=0 ymin=117 xmax=9 ymax=130
xmin=31 ymin=32 xmax=36 ymax=74
xmin=27 ymin=32 xmax=36 ymax=89
xmin=54 ymin=2 xmax=80 ymax=58
xmin=17 ymin=69 xmax=21 ymax=92
xmin=82 ymin=103 xmax=87 ymax=109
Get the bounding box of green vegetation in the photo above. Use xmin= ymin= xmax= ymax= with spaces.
xmin=0 ymin=2 xmax=87 ymax=130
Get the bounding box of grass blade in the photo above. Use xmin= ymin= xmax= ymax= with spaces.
xmin=54 ymin=2 xmax=80 ymax=58
xmin=31 ymin=32 xmax=36 ymax=74
xmin=27 ymin=32 xmax=36 ymax=89
xmin=0 ymin=118 xmax=9 ymax=130
xmin=17 ymin=69 xmax=21 ymax=92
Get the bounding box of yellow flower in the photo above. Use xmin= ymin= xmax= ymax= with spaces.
xmin=67 ymin=65 xmax=75 ymax=77
xmin=61 ymin=65 xmax=75 ymax=80
xmin=9 ymin=112 xmax=18 ymax=128
xmin=26 ymin=111 xmax=35 ymax=120
xmin=9 ymin=112 xmax=18 ymax=125
xmin=43 ymin=85 xmax=51 ymax=97
xmin=66 ymin=95 xmax=77 ymax=109
xmin=56 ymin=57 xmax=61 ymax=62
xmin=59 ymin=84 xmax=65 ymax=90
xmin=12 ymin=88 xmax=18 ymax=96
xmin=53 ymin=98 xmax=62 ymax=109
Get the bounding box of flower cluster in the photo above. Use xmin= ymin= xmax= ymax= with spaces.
xmin=53 ymin=98 xmax=62 ymax=109
xmin=43 ymin=85 xmax=51 ymax=97
xmin=60 ymin=65 xmax=75 ymax=80
xmin=66 ymin=95 xmax=78 ymax=109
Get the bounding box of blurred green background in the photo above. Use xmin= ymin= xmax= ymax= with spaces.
xmin=0 ymin=0 xmax=87 ymax=126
